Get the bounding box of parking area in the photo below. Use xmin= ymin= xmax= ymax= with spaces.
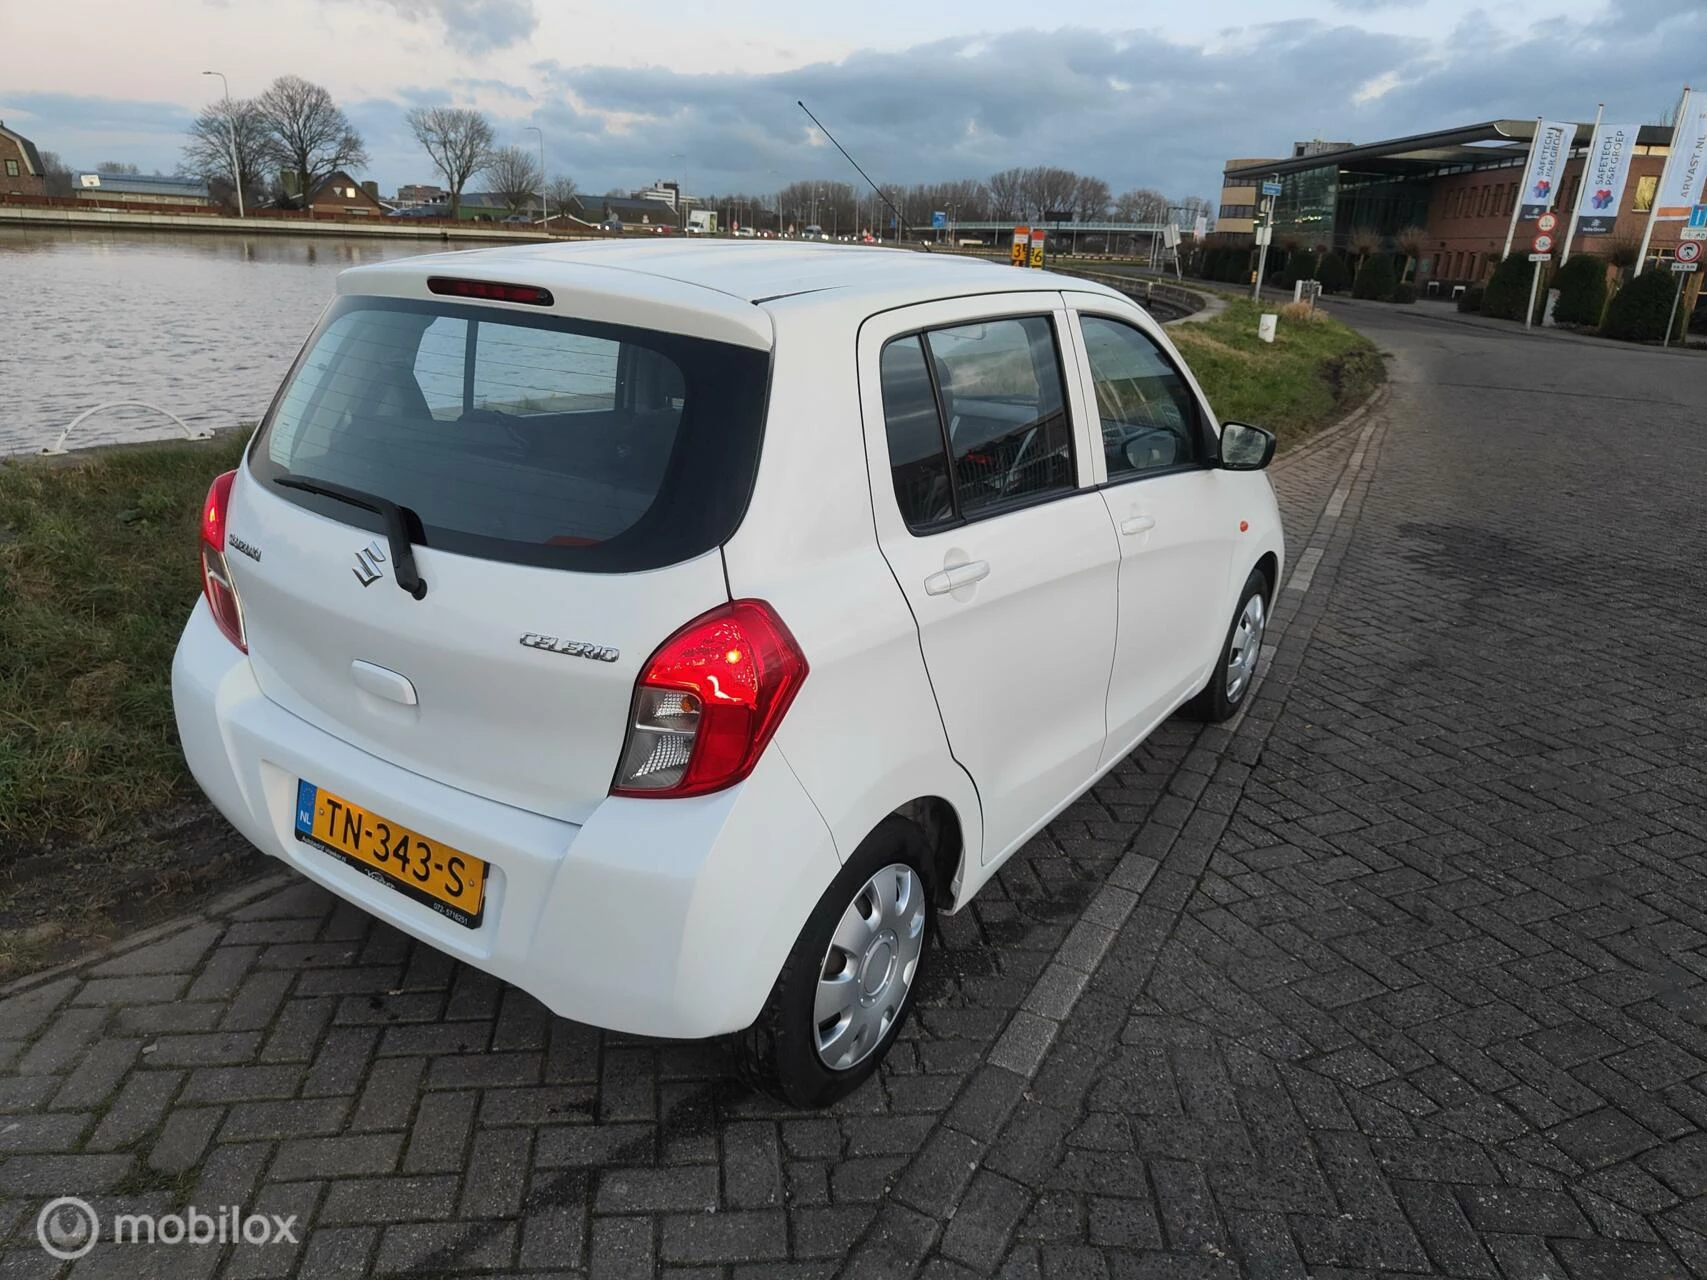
xmin=2 ymin=306 xmax=1705 ymax=1278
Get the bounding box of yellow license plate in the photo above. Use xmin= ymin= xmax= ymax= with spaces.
xmin=293 ymin=781 xmax=487 ymax=928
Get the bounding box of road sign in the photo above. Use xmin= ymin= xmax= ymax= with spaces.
xmin=1528 ymin=252 xmax=1552 ymax=262
xmin=1537 ymin=212 xmax=1558 ymax=233
xmin=1674 ymin=261 xmax=1700 ymax=273
xmin=1261 ymin=181 xmax=1283 ymax=197
xmin=1689 ymin=204 xmax=1707 ymax=228
xmin=930 ymin=211 xmax=946 ymax=230
xmin=1678 ymin=240 xmax=1703 ymax=264
xmin=1683 ymin=227 xmax=1707 ymax=241
xmin=1531 ymin=233 xmax=1554 ymax=254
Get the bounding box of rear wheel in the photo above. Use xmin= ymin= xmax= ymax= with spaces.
xmin=1187 ymin=567 xmax=1269 ymax=722
xmin=733 ymin=816 xmax=934 ymax=1108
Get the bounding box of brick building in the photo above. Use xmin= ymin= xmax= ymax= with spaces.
xmin=0 ymin=120 xmax=46 ymax=196
xmin=301 ymin=171 xmax=387 ymax=216
xmin=1223 ymin=120 xmax=1684 ymax=288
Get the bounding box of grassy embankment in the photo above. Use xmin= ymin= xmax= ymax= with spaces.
xmin=0 ymin=299 xmax=1382 ymax=973
xmin=1168 ymin=297 xmax=1384 ymax=451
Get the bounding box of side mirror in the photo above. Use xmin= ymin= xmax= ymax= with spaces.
xmin=1219 ymin=421 xmax=1276 ymax=471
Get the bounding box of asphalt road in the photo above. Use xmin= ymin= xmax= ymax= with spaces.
xmin=0 ymin=303 xmax=1704 ymax=1278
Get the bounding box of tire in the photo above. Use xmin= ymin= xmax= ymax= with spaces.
xmin=733 ymin=816 xmax=935 ymax=1108
xmin=1186 ymin=566 xmax=1270 ymax=722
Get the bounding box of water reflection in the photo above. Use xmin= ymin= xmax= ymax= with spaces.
xmin=0 ymin=227 xmax=483 ymax=455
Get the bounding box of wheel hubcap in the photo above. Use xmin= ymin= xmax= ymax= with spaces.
xmin=1225 ymin=592 xmax=1266 ymax=702
xmin=815 ymin=864 xmax=926 ymax=1071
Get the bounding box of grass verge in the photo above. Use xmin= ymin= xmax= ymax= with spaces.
xmin=1168 ymin=297 xmax=1384 ymax=451
xmin=0 ymin=433 xmax=252 ymax=974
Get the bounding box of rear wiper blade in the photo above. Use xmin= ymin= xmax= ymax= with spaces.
xmin=273 ymin=474 xmax=429 ymax=600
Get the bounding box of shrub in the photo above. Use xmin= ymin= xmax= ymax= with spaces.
xmin=1353 ymin=254 xmax=1398 ymax=301
xmin=1479 ymin=254 xmax=1537 ymax=321
xmin=1550 ymin=254 xmax=1608 ymax=326
xmin=1457 ymin=285 xmax=1484 ymax=313
xmin=1280 ymin=300 xmax=1325 ymax=323
xmin=1281 ymin=251 xmax=1317 ymax=287
xmin=1317 ymin=251 xmax=1352 ymax=294
xmin=1602 ymin=268 xmax=1683 ymax=342
xmin=1392 ymin=283 xmax=1417 ymax=304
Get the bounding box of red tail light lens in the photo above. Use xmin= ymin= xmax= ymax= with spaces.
xmin=199 ymin=469 xmax=247 ymax=652
xmin=426 ymin=277 xmax=554 ymax=306
xmin=612 ymin=600 xmax=808 ymax=798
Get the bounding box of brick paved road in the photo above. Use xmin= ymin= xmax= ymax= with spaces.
xmin=2 ymin=310 xmax=1705 ymax=1278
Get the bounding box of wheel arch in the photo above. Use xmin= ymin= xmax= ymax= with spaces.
xmin=889 ymin=796 xmax=967 ymax=908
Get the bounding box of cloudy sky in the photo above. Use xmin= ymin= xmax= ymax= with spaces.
xmin=1 ymin=0 xmax=1700 ymax=204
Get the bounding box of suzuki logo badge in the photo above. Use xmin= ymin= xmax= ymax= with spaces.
xmin=353 ymin=541 xmax=387 ymax=587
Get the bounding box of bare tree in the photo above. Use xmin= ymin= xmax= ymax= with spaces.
xmin=987 ymin=168 xmax=1025 ymax=220
xmin=1113 ymin=188 xmax=1170 ymax=223
xmin=486 ymin=145 xmax=541 ymax=214
xmin=1395 ymin=225 xmax=1427 ymax=282
xmin=407 ymin=107 xmax=494 ymax=219
xmin=1021 ymin=166 xmax=1080 ymax=219
xmin=1347 ymin=227 xmax=1382 ymax=269
xmin=1073 ymin=175 xmax=1112 ymax=221
xmin=182 ymin=97 xmax=271 ymax=211
xmin=546 ymin=176 xmax=580 ymax=222
xmin=37 ymin=150 xmax=73 ymax=197
xmin=96 ymin=161 xmax=140 ymax=174
xmin=257 ymin=75 xmax=368 ymax=203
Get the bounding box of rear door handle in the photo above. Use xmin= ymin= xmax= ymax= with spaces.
xmin=1119 ymin=516 xmax=1157 ymax=536
xmin=924 ymin=561 xmax=991 ymax=596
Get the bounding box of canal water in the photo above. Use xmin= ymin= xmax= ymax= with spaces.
xmin=0 ymin=228 xmax=476 ymax=457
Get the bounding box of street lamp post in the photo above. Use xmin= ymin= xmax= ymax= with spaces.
xmin=201 ymin=70 xmax=244 ymax=218
xmin=525 ymin=125 xmax=545 ymax=230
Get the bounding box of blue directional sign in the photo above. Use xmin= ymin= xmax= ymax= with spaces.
xmin=931 ymin=211 xmax=947 ymax=229
xmin=1690 ymin=204 xmax=1707 ymax=229
xmin=1261 ymin=181 xmax=1283 ymax=197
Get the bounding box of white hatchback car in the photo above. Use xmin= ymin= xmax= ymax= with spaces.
xmin=174 ymin=242 xmax=1283 ymax=1106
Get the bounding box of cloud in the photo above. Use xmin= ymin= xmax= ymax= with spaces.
xmin=13 ymin=5 xmax=1703 ymax=204
xmin=348 ymin=0 xmax=538 ymax=53
xmin=1331 ymin=0 xmax=1420 ymax=11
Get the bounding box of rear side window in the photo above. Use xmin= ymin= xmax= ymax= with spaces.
xmin=250 ymin=298 xmax=767 ymax=572
xmin=877 ymin=315 xmax=1075 ymax=532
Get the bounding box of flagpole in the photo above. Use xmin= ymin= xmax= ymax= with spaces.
xmin=1635 ymin=86 xmax=1691 ymax=278
xmin=1503 ymin=118 xmax=1543 ymax=260
xmin=1560 ymin=104 xmax=1602 ymax=265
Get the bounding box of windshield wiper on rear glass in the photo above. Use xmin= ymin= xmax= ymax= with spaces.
xmin=273 ymin=475 xmax=429 ymax=600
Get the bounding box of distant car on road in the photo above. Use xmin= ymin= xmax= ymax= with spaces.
xmin=734 ymin=227 xmax=756 ymax=238
xmin=387 ymin=205 xmax=447 ymax=219
xmin=501 ymin=214 xmax=532 ymax=225
xmin=598 ymin=218 xmax=623 ymax=234
xmin=173 ymin=241 xmax=1282 ymax=1107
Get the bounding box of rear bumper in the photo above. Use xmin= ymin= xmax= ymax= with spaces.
xmin=171 ymin=599 xmax=841 ymax=1039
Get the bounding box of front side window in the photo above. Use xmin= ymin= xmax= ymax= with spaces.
xmin=877 ymin=315 xmax=1076 ymax=531
xmin=1079 ymin=316 xmax=1203 ymax=480
xmin=250 ymin=297 xmax=768 ymax=572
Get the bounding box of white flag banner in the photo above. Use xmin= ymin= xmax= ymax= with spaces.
xmin=1655 ymin=89 xmax=1707 ymax=219
xmin=1575 ymin=121 xmax=1640 ymax=235
xmin=1193 ymin=213 xmax=1207 ymax=240
xmin=1519 ymin=120 xmax=1574 ymax=219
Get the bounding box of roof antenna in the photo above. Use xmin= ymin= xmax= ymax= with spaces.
xmin=796 ymin=100 xmax=910 ymax=243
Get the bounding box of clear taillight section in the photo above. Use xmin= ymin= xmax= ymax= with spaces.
xmin=199 ymin=469 xmax=247 ymax=652
xmin=612 ymin=600 xmax=808 ymax=798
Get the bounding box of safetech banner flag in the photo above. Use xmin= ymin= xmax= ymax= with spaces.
xmin=1655 ymin=90 xmax=1707 ymax=219
xmin=1575 ymin=121 xmax=1640 ymax=235
xmin=1519 ymin=120 xmax=1574 ymax=219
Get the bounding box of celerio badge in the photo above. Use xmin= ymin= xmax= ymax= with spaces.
xmin=520 ymin=634 xmax=620 ymax=663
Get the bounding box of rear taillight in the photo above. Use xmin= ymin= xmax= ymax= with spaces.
xmin=199 ymin=469 xmax=247 ymax=652
xmin=612 ymin=600 xmax=808 ymax=798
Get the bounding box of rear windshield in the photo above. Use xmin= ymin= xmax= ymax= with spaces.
xmin=249 ymin=296 xmax=770 ymax=572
